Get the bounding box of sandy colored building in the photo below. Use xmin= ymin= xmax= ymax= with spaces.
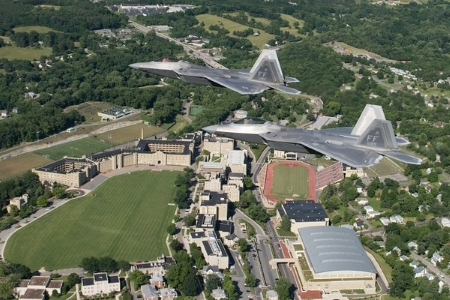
xmin=225 ymin=150 xmax=247 ymax=175
xmin=292 ymin=227 xmax=377 ymax=294
xmin=33 ymin=139 xmax=193 ymax=188
xmin=199 ymin=191 xmax=228 ymax=221
xmin=7 ymin=194 xmax=29 ymax=213
xmin=189 ymin=231 xmax=229 ymax=269
xmin=203 ymin=137 xmax=234 ymax=156
xmin=15 ymin=276 xmax=63 ymax=300
xmin=81 ymin=273 xmax=120 ymax=296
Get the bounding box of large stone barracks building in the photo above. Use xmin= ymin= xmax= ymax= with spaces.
xmin=33 ymin=139 xmax=193 ymax=188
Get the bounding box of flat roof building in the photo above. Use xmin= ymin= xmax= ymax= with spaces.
xmin=276 ymin=200 xmax=329 ymax=234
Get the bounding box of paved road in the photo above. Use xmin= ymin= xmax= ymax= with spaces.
xmin=411 ymin=253 xmax=449 ymax=284
xmin=129 ymin=21 xmax=227 ymax=69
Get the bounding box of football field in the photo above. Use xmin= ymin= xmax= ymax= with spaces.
xmin=270 ymin=163 xmax=310 ymax=200
xmin=4 ymin=170 xmax=178 ymax=271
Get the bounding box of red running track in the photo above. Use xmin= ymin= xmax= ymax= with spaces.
xmin=263 ymin=161 xmax=316 ymax=203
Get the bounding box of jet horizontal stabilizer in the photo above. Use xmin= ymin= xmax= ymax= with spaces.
xmin=284 ymin=76 xmax=300 ymax=83
xmin=266 ymin=84 xmax=301 ymax=95
xmin=380 ymin=151 xmax=422 ymax=165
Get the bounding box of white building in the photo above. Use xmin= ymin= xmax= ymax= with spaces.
xmin=380 ymin=217 xmax=390 ymax=226
xmin=225 ymin=150 xmax=247 ymax=175
xmin=15 ymin=276 xmax=63 ymax=300
xmin=442 ymin=218 xmax=450 ymax=227
xmin=81 ymin=273 xmax=120 ymax=296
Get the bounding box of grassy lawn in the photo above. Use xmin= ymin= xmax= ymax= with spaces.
xmin=95 ymin=123 xmax=165 ymax=144
xmin=5 ymin=170 xmax=178 ymax=271
xmin=14 ymin=26 xmax=58 ymax=33
xmin=65 ymin=102 xmax=116 ymax=124
xmin=250 ymin=144 xmax=266 ymax=161
xmin=364 ymin=246 xmax=392 ymax=283
xmin=160 ymin=114 xmax=188 ymax=132
xmin=280 ymin=14 xmax=304 ymax=36
xmin=34 ymin=124 xmax=165 ymax=160
xmin=277 ymin=228 xmax=296 ymax=237
xmin=335 ymin=41 xmax=396 ymax=63
xmin=368 ymin=157 xmax=404 ymax=177
xmin=196 ymin=14 xmax=275 ymax=49
xmin=0 ymin=152 xmax=53 ymax=180
xmin=34 ymin=137 xmax=110 ymax=160
xmin=0 ymin=46 xmax=52 ymax=60
xmin=270 ymin=163 xmax=309 ymax=199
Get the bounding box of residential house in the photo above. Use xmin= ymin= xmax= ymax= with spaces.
xmin=364 ymin=206 xmax=374 ymax=213
xmin=12 ymin=107 xmax=18 ymax=114
xmin=409 ymin=260 xmax=419 ymax=269
xmin=414 ymin=266 xmax=427 ymax=278
xmin=0 ymin=110 xmax=9 ymax=118
xmin=353 ymin=220 xmax=364 ymax=230
xmin=442 ymin=218 xmax=450 ymax=228
xmin=408 ymin=241 xmax=418 ymax=251
xmin=234 ymin=109 xmax=248 ymax=119
xmin=387 ymin=246 xmax=401 ymax=256
xmin=425 ymin=273 xmax=434 ymax=281
xmin=211 ymin=288 xmax=227 ymax=300
xmin=390 ymin=215 xmax=403 ymax=224
xmin=380 ymin=217 xmax=390 ymax=226
xmin=201 ymin=265 xmax=224 ymax=281
xmin=357 ymin=198 xmax=369 ymax=206
xmin=375 ymin=241 xmax=385 ymax=249
xmin=400 ymin=255 xmax=409 ymax=261
xmin=432 ymin=252 xmax=444 ymax=266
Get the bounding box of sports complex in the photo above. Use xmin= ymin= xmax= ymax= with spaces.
xmin=262 ymin=160 xmax=316 ymax=202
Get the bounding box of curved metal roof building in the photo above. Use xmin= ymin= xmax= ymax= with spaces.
xmin=298 ymin=226 xmax=377 ymax=275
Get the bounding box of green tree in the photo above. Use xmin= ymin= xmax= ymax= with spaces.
xmin=183 ymin=214 xmax=196 ymax=227
xmin=67 ymin=273 xmax=80 ymax=288
xmin=222 ymin=275 xmax=237 ymax=300
xmin=205 ymin=274 xmax=221 ymax=292
xmin=170 ymin=239 xmax=183 ymax=252
xmin=245 ymin=273 xmax=256 ymax=288
xmin=238 ymin=238 xmax=248 ymax=252
xmin=167 ymin=223 xmax=177 ymax=235
xmin=243 ymin=176 xmax=253 ymax=190
xmin=275 ymin=277 xmax=292 ymax=300
xmin=428 ymin=171 xmax=438 ymax=183
xmin=79 ymin=257 xmax=99 ymax=273
xmin=129 ymin=270 xmax=148 ymax=289
xmin=280 ymin=215 xmax=291 ymax=231
xmin=180 ymin=268 xmax=199 ymax=296
xmin=36 ymin=196 xmax=48 ymax=207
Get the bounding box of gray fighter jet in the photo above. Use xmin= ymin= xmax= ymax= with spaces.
xmin=203 ymin=104 xmax=422 ymax=167
xmin=129 ymin=50 xmax=301 ymax=95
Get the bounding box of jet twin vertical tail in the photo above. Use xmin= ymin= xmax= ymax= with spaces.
xmin=249 ymin=50 xmax=285 ymax=84
xmin=353 ymin=105 xmax=422 ymax=165
xmin=249 ymin=50 xmax=301 ymax=95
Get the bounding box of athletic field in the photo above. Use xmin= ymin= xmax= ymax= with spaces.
xmin=267 ymin=162 xmax=314 ymax=201
xmin=4 ymin=170 xmax=178 ymax=271
xmin=34 ymin=137 xmax=110 ymax=160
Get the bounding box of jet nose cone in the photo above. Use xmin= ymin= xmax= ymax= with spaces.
xmin=203 ymin=125 xmax=218 ymax=134
xmin=129 ymin=63 xmax=141 ymax=69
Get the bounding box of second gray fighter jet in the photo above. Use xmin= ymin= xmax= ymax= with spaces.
xmin=203 ymin=104 xmax=422 ymax=168
xmin=129 ymin=50 xmax=301 ymax=95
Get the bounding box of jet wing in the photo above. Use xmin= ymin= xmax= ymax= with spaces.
xmin=204 ymin=75 xmax=269 ymax=95
xmin=261 ymin=133 xmax=382 ymax=167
